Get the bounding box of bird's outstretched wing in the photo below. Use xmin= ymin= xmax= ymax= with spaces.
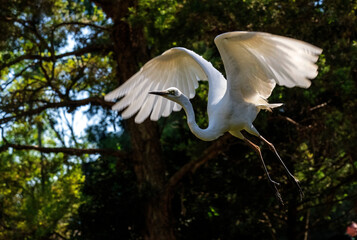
xmin=105 ymin=47 xmax=210 ymax=123
xmin=214 ymin=31 xmax=322 ymax=106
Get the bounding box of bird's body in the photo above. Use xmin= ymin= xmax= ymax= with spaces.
xmin=105 ymin=31 xmax=322 ymax=201
xmin=175 ymin=85 xmax=260 ymax=141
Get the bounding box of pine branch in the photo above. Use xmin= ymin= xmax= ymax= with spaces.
xmin=0 ymin=141 xmax=127 ymax=158
xmin=0 ymin=44 xmax=110 ymax=71
xmin=0 ymin=97 xmax=114 ymax=124
xmin=53 ymin=21 xmax=110 ymax=31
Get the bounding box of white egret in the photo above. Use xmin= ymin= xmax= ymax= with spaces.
xmin=105 ymin=31 xmax=322 ymax=201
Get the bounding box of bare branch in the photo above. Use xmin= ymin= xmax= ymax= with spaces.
xmin=165 ymin=134 xmax=234 ymax=191
xmin=275 ymin=115 xmax=301 ymax=127
xmin=0 ymin=64 xmax=33 ymax=91
xmin=309 ymin=101 xmax=330 ymax=111
xmin=48 ymin=115 xmax=66 ymax=146
xmin=63 ymin=110 xmax=79 ymax=147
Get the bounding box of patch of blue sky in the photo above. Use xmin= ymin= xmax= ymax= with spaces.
xmin=56 ymin=28 xmax=119 ymax=148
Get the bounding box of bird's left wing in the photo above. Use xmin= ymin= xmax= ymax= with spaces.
xmin=105 ymin=47 xmax=209 ymax=123
xmin=214 ymin=31 xmax=322 ymax=106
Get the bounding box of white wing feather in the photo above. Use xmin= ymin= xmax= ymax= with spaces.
xmin=214 ymin=31 xmax=322 ymax=105
xmin=105 ymin=47 xmax=209 ymax=123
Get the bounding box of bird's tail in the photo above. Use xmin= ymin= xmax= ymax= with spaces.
xmin=257 ymin=103 xmax=283 ymax=112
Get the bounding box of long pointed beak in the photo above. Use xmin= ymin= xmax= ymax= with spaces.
xmin=149 ymin=90 xmax=168 ymax=96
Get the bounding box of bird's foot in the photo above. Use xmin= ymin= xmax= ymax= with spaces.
xmin=270 ymin=180 xmax=284 ymax=205
xmin=291 ymin=177 xmax=304 ymax=200
xmin=267 ymin=178 xmax=284 ymax=205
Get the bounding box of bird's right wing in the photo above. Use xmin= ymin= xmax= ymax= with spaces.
xmin=214 ymin=31 xmax=322 ymax=106
xmin=105 ymin=47 xmax=211 ymax=123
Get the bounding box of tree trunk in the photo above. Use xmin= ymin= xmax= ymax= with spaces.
xmin=127 ymin=120 xmax=175 ymax=240
xmin=92 ymin=1 xmax=176 ymax=239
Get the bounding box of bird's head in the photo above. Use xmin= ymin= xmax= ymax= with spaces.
xmin=149 ymin=87 xmax=185 ymax=103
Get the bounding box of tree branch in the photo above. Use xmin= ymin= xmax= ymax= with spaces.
xmin=275 ymin=115 xmax=302 ymax=127
xmin=53 ymin=21 xmax=110 ymax=31
xmin=0 ymin=141 xmax=127 ymax=158
xmin=0 ymin=97 xmax=114 ymax=124
xmin=165 ymin=134 xmax=234 ymax=191
xmin=0 ymin=44 xmax=110 ymax=71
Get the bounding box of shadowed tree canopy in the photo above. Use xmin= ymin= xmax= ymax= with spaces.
xmin=0 ymin=0 xmax=356 ymax=239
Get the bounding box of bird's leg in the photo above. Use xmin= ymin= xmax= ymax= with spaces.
xmin=243 ymin=137 xmax=283 ymax=204
xmin=258 ymin=136 xmax=304 ymax=200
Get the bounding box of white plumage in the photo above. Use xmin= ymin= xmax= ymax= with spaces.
xmin=105 ymin=31 xmax=322 ymax=201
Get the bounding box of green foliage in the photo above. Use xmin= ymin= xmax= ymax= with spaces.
xmin=0 ymin=0 xmax=113 ymax=238
xmin=69 ymin=156 xmax=143 ymax=240
xmin=0 ymin=148 xmax=84 ymax=239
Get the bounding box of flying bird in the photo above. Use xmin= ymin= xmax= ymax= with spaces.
xmin=105 ymin=31 xmax=322 ymax=201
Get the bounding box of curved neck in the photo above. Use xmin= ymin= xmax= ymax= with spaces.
xmin=179 ymin=96 xmax=221 ymax=141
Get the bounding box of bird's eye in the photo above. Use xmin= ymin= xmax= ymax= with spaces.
xmin=168 ymin=90 xmax=176 ymax=95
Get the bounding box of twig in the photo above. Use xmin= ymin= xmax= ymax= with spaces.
xmin=309 ymin=101 xmax=330 ymax=111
